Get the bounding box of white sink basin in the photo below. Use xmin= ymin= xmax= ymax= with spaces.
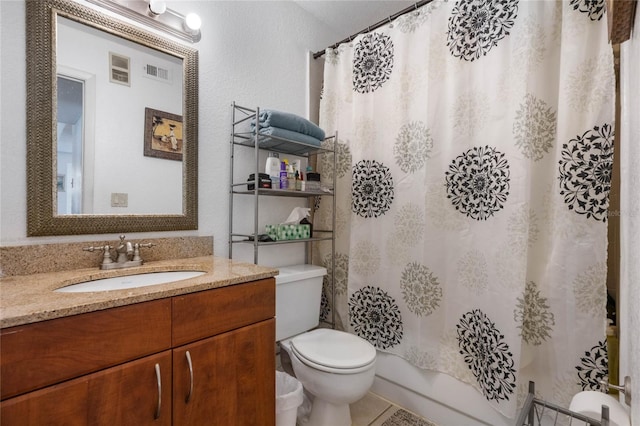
xmin=55 ymin=271 xmax=206 ymax=293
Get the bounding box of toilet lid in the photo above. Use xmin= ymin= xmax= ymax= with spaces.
xmin=290 ymin=329 xmax=376 ymax=370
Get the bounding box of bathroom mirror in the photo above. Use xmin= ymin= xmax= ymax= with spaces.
xmin=27 ymin=0 xmax=198 ymax=236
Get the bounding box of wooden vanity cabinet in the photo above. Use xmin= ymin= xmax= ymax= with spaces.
xmin=171 ymin=278 xmax=276 ymax=426
xmin=0 ymin=278 xmax=276 ymax=426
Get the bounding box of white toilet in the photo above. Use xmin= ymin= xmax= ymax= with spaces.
xmin=275 ymin=264 xmax=377 ymax=426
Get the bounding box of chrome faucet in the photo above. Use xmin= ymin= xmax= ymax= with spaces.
xmin=115 ymin=236 xmax=134 ymax=263
xmin=84 ymin=235 xmax=155 ymax=270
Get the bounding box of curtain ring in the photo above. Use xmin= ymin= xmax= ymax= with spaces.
xmin=387 ymin=16 xmax=393 ymax=28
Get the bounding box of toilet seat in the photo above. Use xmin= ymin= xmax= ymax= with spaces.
xmin=290 ymin=329 xmax=376 ymax=374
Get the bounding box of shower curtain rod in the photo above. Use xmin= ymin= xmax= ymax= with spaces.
xmin=312 ymin=0 xmax=435 ymax=59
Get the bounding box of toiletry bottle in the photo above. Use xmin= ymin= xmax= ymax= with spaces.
xmin=265 ymin=152 xmax=280 ymax=188
xmin=280 ymin=161 xmax=288 ymax=190
xmin=295 ymin=170 xmax=302 ymax=191
xmin=287 ymin=163 xmax=296 ymax=190
xmin=306 ymin=166 xmax=320 ymax=191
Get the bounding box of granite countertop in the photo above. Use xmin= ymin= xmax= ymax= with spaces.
xmin=0 ymin=256 xmax=278 ymax=329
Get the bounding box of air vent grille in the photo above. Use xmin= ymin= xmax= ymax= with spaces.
xmin=109 ymin=52 xmax=130 ymax=86
xmin=144 ymin=64 xmax=171 ymax=82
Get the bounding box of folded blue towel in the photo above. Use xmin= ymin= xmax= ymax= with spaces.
xmin=255 ymin=126 xmax=323 ymax=155
xmin=251 ymin=110 xmax=326 ymax=141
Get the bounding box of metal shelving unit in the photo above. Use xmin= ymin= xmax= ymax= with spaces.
xmin=228 ymin=102 xmax=337 ymax=326
xmin=516 ymin=382 xmax=610 ymax=426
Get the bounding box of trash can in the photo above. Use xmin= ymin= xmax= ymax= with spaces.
xmin=276 ymin=370 xmax=303 ymax=426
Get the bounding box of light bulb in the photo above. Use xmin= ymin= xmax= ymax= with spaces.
xmin=148 ymin=0 xmax=166 ymax=16
xmin=184 ymin=13 xmax=201 ymax=31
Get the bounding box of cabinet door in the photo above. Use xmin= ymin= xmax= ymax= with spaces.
xmin=87 ymin=351 xmax=172 ymax=426
xmin=1 ymin=298 xmax=171 ymax=400
xmin=173 ymin=319 xmax=275 ymax=426
xmin=0 ymin=377 xmax=89 ymax=426
xmin=1 ymin=351 xmax=172 ymax=426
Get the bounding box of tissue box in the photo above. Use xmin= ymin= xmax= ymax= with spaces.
xmin=265 ymin=224 xmax=311 ymax=241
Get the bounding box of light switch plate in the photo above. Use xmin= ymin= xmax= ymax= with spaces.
xmin=111 ymin=192 xmax=128 ymax=207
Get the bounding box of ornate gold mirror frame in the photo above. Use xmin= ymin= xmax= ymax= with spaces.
xmin=26 ymin=0 xmax=198 ymax=236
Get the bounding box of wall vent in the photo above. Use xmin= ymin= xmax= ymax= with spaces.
xmin=109 ymin=52 xmax=130 ymax=86
xmin=144 ymin=64 xmax=171 ymax=83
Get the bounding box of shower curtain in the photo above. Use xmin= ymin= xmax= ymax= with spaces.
xmin=315 ymin=0 xmax=615 ymax=419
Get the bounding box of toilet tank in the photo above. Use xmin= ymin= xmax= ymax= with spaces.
xmin=275 ymin=264 xmax=327 ymax=342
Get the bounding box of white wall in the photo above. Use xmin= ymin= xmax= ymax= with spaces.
xmin=0 ymin=0 xmax=336 ymax=265
xmin=619 ymin=8 xmax=640 ymax=422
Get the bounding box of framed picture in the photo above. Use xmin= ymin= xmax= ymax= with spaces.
xmin=144 ymin=107 xmax=184 ymax=161
xmin=57 ymin=175 xmax=65 ymax=192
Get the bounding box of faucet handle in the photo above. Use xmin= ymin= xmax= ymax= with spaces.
xmin=132 ymin=242 xmax=155 ymax=262
xmin=83 ymin=245 xmax=114 ymax=265
xmin=83 ymin=244 xmax=109 ymax=252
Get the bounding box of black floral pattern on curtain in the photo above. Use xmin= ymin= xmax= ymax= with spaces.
xmin=445 ymin=146 xmax=511 ymax=220
xmin=457 ymin=309 xmax=517 ymax=402
xmin=446 ymin=0 xmax=519 ymax=61
xmin=349 ymin=285 xmax=403 ymax=349
xmin=576 ymin=339 xmax=609 ymax=390
xmin=352 ymin=160 xmax=395 ymax=218
xmin=558 ymin=123 xmax=614 ymax=222
xmin=569 ymin=0 xmax=607 ymax=21
xmin=353 ymin=33 xmax=394 ymax=93
xmin=319 ymin=287 xmax=330 ymax=322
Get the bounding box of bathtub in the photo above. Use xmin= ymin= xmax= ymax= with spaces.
xmin=371 ymin=352 xmax=515 ymax=426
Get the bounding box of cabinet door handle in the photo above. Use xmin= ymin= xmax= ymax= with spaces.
xmin=185 ymin=350 xmax=194 ymax=403
xmin=154 ymin=363 xmax=162 ymax=420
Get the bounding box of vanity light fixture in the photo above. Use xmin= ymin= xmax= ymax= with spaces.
xmin=148 ymin=0 xmax=167 ymax=16
xmin=183 ymin=13 xmax=202 ymax=34
xmin=85 ymin=0 xmax=202 ymax=43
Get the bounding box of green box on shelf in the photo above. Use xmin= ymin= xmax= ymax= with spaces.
xmin=265 ymin=224 xmax=311 ymax=241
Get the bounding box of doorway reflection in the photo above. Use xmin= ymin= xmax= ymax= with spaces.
xmin=57 ymin=75 xmax=84 ymax=214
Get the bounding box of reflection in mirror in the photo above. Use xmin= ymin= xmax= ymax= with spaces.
xmin=27 ymin=0 xmax=198 ymax=235
xmin=56 ymin=16 xmax=183 ymax=215
xmin=57 ymin=75 xmax=84 ymax=214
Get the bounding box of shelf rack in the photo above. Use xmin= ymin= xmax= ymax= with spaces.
xmin=228 ymin=102 xmax=338 ymax=327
